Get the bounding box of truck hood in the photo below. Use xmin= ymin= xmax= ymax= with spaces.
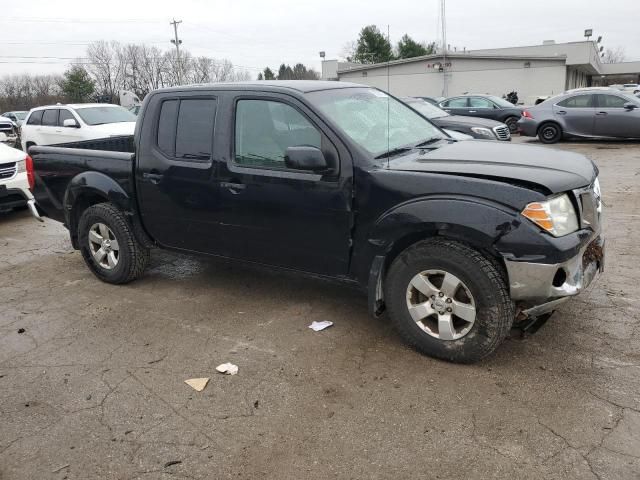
xmin=390 ymin=140 xmax=597 ymax=193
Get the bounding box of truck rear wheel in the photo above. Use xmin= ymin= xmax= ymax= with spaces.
xmin=384 ymin=239 xmax=514 ymax=363
xmin=78 ymin=203 xmax=149 ymax=284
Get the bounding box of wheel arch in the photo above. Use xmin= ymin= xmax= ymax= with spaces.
xmin=362 ymin=197 xmax=517 ymax=316
xmin=64 ymin=172 xmax=134 ymax=249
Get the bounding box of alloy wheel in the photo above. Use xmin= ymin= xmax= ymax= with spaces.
xmin=88 ymin=223 xmax=120 ymax=270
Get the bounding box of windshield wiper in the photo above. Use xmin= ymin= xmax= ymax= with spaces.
xmin=374 ymin=146 xmax=413 ymax=160
xmin=415 ymin=137 xmax=444 ymax=148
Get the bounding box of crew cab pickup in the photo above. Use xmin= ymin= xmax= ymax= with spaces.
xmin=28 ymin=81 xmax=604 ymax=363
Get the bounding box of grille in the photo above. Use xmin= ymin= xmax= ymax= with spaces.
xmin=0 ymin=122 xmax=14 ymax=133
xmin=0 ymin=162 xmax=17 ymax=180
xmin=493 ymin=125 xmax=511 ymax=141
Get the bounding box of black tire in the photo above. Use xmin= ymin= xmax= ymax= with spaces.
xmin=538 ymin=122 xmax=562 ymax=144
xmin=78 ymin=203 xmax=149 ymax=284
xmin=384 ymin=239 xmax=514 ymax=363
xmin=504 ymin=116 xmax=519 ymax=133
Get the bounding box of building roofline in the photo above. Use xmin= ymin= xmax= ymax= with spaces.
xmin=337 ymin=53 xmax=567 ymax=73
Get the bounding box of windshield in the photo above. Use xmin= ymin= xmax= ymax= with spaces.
xmin=488 ymin=96 xmax=516 ymax=107
xmin=307 ymin=88 xmax=444 ymax=157
xmin=403 ymin=99 xmax=449 ymax=119
xmin=619 ymin=92 xmax=640 ymax=105
xmin=75 ymin=106 xmax=136 ymax=126
xmin=13 ymin=112 xmax=27 ymax=120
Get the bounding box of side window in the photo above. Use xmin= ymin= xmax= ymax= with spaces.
xmin=41 ymin=109 xmax=59 ymax=126
xmin=175 ymin=99 xmax=216 ymax=160
xmin=598 ymin=95 xmax=628 ymax=108
xmin=26 ymin=111 xmax=43 ymax=125
xmin=558 ymin=95 xmax=593 ymax=108
xmin=445 ymin=98 xmax=468 ymax=108
xmin=469 ymin=97 xmax=493 ymax=108
xmin=58 ymin=109 xmax=75 ymax=126
xmin=234 ymin=100 xmax=321 ymax=169
xmin=157 ymin=100 xmax=178 ymax=157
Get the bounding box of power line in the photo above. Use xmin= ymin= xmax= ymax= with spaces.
xmin=2 ymin=17 xmax=163 ymax=24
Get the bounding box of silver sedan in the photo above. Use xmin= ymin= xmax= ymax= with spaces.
xmin=517 ymin=88 xmax=640 ymax=144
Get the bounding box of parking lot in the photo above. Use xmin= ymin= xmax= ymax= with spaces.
xmin=1 ymin=137 xmax=639 ymax=479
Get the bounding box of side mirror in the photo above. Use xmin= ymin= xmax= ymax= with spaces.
xmin=623 ymin=102 xmax=637 ymax=110
xmin=63 ymin=118 xmax=80 ymax=128
xmin=284 ymin=146 xmax=327 ymax=171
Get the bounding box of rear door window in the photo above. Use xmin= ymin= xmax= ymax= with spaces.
xmin=156 ymin=98 xmax=216 ymax=161
xmin=27 ymin=110 xmax=44 ymax=125
xmin=175 ymin=99 xmax=216 ymax=160
xmin=557 ymin=95 xmax=593 ymax=108
xmin=41 ymin=109 xmax=59 ymax=126
xmin=469 ymin=97 xmax=494 ymax=108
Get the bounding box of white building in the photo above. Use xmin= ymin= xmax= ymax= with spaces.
xmin=323 ymin=41 xmax=640 ymax=104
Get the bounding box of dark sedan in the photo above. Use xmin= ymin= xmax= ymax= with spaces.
xmin=403 ymin=97 xmax=511 ymax=141
xmin=517 ymin=88 xmax=640 ymax=144
xmin=438 ymin=95 xmax=523 ymax=132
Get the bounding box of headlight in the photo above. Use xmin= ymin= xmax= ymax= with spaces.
xmin=521 ymin=193 xmax=579 ymax=237
xmin=470 ymin=127 xmax=495 ymax=138
xmin=16 ymin=158 xmax=26 ymax=173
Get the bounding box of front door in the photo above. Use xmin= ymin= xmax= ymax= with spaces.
xmin=593 ymin=94 xmax=640 ymax=138
xmin=56 ymin=109 xmax=85 ymax=144
xmin=467 ymin=97 xmax=500 ymax=121
xmin=136 ymin=93 xmax=222 ymax=252
xmin=215 ymin=93 xmax=353 ymax=276
xmin=553 ymin=94 xmax=595 ymax=136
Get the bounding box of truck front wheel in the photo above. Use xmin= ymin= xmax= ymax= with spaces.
xmin=385 ymin=239 xmax=513 ymax=363
xmin=78 ymin=203 xmax=149 ymax=284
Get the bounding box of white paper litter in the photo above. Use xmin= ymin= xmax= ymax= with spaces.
xmin=184 ymin=377 xmax=210 ymax=392
xmin=216 ymin=362 xmax=239 ymax=375
xmin=308 ymin=321 xmax=334 ymax=332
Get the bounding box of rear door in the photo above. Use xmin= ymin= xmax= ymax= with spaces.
xmin=553 ymin=94 xmax=595 ymax=136
xmin=214 ymin=91 xmax=353 ymax=276
xmin=136 ymin=92 xmax=222 ymax=252
xmin=440 ymin=97 xmax=469 ymax=116
xmin=593 ymin=94 xmax=640 ymax=138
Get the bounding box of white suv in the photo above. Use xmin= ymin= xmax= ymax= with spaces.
xmin=0 ymin=141 xmax=41 ymax=220
xmin=21 ymin=103 xmax=136 ymax=151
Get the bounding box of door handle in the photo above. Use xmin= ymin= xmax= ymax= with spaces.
xmin=468 ymin=110 xmax=477 ymax=113
xmin=596 ymin=111 xmax=608 ymax=116
xmin=142 ymin=172 xmax=162 ymax=184
xmin=556 ymin=110 xmax=567 ymax=115
xmin=221 ymin=181 xmax=246 ymax=194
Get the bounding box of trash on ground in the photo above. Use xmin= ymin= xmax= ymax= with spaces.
xmin=184 ymin=378 xmax=210 ymax=391
xmin=164 ymin=460 xmax=182 ymax=468
xmin=215 ymin=363 xmax=238 ymax=375
xmin=17 ymin=328 xmax=25 ymax=334
xmin=309 ymin=321 xmax=333 ymax=332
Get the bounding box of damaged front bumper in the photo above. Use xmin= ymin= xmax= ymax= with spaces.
xmin=504 ymin=234 xmax=605 ymax=319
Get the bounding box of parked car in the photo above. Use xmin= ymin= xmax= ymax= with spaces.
xmin=0 ymin=115 xmax=19 ymax=147
xmin=128 ymin=104 xmax=141 ymax=115
xmin=21 ymin=104 xmax=136 ymax=151
xmin=439 ymin=95 xmax=523 ymax=132
xmin=0 ymin=140 xmax=40 ymax=218
xmin=28 ymin=81 xmax=604 ymax=363
xmin=1 ymin=111 xmax=28 ymax=127
xmin=403 ymin=97 xmax=511 ymax=141
xmin=517 ymin=88 xmax=640 ymax=144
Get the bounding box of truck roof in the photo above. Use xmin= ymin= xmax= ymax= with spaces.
xmin=154 ymin=80 xmax=367 ymax=94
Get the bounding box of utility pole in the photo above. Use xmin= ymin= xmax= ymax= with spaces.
xmin=170 ymin=18 xmax=183 ymax=84
xmin=440 ymin=0 xmax=448 ymax=97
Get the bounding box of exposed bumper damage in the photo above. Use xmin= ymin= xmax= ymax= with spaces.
xmin=505 ymin=234 xmax=605 ymax=319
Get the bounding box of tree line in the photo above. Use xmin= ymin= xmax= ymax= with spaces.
xmin=344 ymin=25 xmax=438 ymax=64
xmin=0 ymin=41 xmax=252 ymax=112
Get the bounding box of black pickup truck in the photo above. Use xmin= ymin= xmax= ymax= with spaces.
xmin=28 ymin=81 xmax=604 ymax=363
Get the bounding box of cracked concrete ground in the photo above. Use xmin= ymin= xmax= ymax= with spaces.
xmin=1 ymin=138 xmax=639 ymax=479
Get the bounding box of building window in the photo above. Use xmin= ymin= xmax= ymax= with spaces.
xmin=524 ymin=61 xmax=531 ymax=68
xmin=362 ymin=71 xmax=368 ymax=77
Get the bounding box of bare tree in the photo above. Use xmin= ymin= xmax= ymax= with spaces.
xmin=602 ymin=47 xmax=626 ymax=64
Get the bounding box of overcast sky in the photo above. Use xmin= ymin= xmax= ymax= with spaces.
xmin=1 ymin=0 xmax=639 ymax=78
